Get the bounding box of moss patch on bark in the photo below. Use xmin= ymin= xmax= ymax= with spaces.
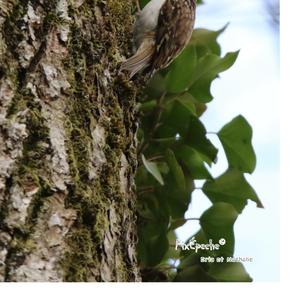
xmin=59 ymin=0 xmax=139 ymax=281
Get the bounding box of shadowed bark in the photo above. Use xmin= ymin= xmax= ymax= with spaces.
xmin=0 ymin=0 xmax=141 ymax=282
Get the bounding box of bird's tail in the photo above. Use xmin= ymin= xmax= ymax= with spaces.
xmin=121 ymin=36 xmax=155 ymax=78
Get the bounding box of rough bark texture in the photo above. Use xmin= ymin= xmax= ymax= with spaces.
xmin=0 ymin=0 xmax=141 ymax=281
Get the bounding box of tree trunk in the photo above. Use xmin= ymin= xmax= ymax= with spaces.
xmin=0 ymin=0 xmax=141 ymax=282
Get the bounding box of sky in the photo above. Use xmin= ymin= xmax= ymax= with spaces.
xmin=176 ymin=0 xmax=279 ymax=281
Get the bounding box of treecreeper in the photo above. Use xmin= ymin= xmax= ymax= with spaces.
xmin=121 ymin=0 xmax=196 ymax=78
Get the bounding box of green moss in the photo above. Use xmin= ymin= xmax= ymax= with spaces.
xmin=2 ymin=0 xmax=29 ymax=58
xmin=2 ymin=0 xmax=61 ymax=59
xmin=59 ymin=0 xmax=139 ymax=281
xmin=60 ymin=5 xmax=110 ymax=277
xmin=62 ymin=228 xmax=98 ymax=281
xmin=6 ymin=88 xmax=30 ymax=117
xmin=0 ymin=80 xmax=53 ymax=236
xmin=2 ymin=0 xmax=137 ymax=280
xmin=16 ymin=98 xmax=53 ymax=232
xmin=0 ymin=0 xmax=139 ymax=281
xmin=106 ymin=0 xmax=135 ymax=48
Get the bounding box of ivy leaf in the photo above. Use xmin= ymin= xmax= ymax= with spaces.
xmin=190 ymin=25 xmax=228 ymax=56
xmin=184 ymin=116 xmax=218 ymax=164
xmin=202 ymin=168 xmax=264 ymax=213
xmin=174 ymin=265 xmax=216 ymax=282
xmin=194 ymin=52 xmax=239 ymax=80
xmin=138 ymin=99 xmax=157 ymax=113
xmin=218 ymin=115 xmax=256 ymax=173
xmin=166 ymin=45 xmax=197 ymax=93
xmin=179 ymin=253 xmax=203 ymax=270
xmin=175 ymin=93 xmax=197 ymax=116
xmin=142 ymin=154 xmax=164 ymax=185
xmin=165 ymin=149 xmax=186 ymax=190
xmin=139 ymin=231 xmax=169 ymax=267
xmin=158 ymin=173 xmax=195 ymax=219
xmin=175 ymin=145 xmax=212 ymax=179
xmin=163 ymin=100 xmax=193 ymax=136
xmin=144 ymin=73 xmax=166 ymax=99
xmin=138 ymin=216 xmax=169 ymax=267
xmin=179 ymin=229 xmax=215 ymax=260
xmin=174 ymin=92 xmax=207 ymax=117
xmin=163 ymin=230 xmax=181 ymax=260
xmin=189 ymin=52 xmax=239 ymax=103
xmin=169 ymin=218 xmax=187 ymax=231
xmin=209 ymin=262 xmax=252 ymax=282
xmin=189 ymin=77 xmax=214 ymax=103
xmin=200 ymin=202 xmax=238 ymax=257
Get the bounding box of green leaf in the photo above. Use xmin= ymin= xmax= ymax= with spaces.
xmin=179 ymin=229 xmax=213 ymax=259
xmin=139 ymin=99 xmax=157 ymax=113
xmin=168 ymin=218 xmax=187 ymax=231
xmin=209 ymin=262 xmax=252 ymax=282
xmin=176 ymin=145 xmax=212 ymax=179
xmin=189 ymin=52 xmax=239 ymax=103
xmin=163 ymin=100 xmax=194 ymax=136
xmin=138 ymin=192 xmax=170 ymax=223
xmin=139 ymin=232 xmax=169 ymax=267
xmin=142 ymin=154 xmax=164 ymax=185
xmin=185 ymin=116 xmax=218 ymax=164
xmin=218 ymin=115 xmax=256 ymax=173
xmin=200 ymin=202 xmax=238 ymax=257
xmin=163 ymin=230 xmax=181 ymax=260
xmin=138 ymin=216 xmax=169 ymax=267
xmin=165 ymin=149 xmax=186 ymax=190
xmin=202 ymin=168 xmax=264 ymax=212
xmin=195 ymin=51 xmax=240 ymax=80
xmin=157 ymin=173 xmax=195 ymax=219
xmin=179 ymin=252 xmax=203 ymax=269
xmin=139 ymin=0 xmax=149 ymax=9
xmin=174 ymin=93 xmax=207 ymax=117
xmin=144 ymin=73 xmax=166 ymax=99
xmin=190 ymin=25 xmax=228 ymax=56
xmin=174 ymin=265 xmax=216 ymax=282
xmin=175 ymin=93 xmax=197 ymax=116
xmin=188 ymin=77 xmax=214 ymax=103
xmin=166 ymin=45 xmax=198 ymax=93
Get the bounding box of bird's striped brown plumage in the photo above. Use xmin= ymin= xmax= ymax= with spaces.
xmin=121 ymin=0 xmax=196 ymax=78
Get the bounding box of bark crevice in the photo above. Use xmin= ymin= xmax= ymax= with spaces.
xmin=0 ymin=0 xmax=140 ymax=282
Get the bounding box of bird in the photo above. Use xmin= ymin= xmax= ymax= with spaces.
xmin=121 ymin=0 xmax=196 ymax=78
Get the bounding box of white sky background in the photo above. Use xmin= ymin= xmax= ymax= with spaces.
xmin=176 ymin=0 xmax=279 ymax=281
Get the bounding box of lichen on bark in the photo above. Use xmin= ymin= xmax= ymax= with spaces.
xmin=0 ymin=0 xmax=141 ymax=282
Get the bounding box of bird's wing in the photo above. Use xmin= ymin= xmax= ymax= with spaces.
xmin=120 ymin=32 xmax=155 ymax=78
xmin=151 ymin=0 xmax=196 ymax=74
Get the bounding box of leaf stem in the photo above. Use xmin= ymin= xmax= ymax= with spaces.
xmin=185 ymin=218 xmax=200 ymax=221
xmin=137 ymin=186 xmax=155 ymax=195
xmin=147 ymin=154 xmax=164 ymax=162
xmin=137 ymin=92 xmax=166 ymax=156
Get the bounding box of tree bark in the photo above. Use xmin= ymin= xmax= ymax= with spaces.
xmin=0 ymin=0 xmax=141 ymax=282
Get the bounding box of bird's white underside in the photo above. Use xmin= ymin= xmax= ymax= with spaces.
xmin=133 ymin=0 xmax=166 ymax=49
